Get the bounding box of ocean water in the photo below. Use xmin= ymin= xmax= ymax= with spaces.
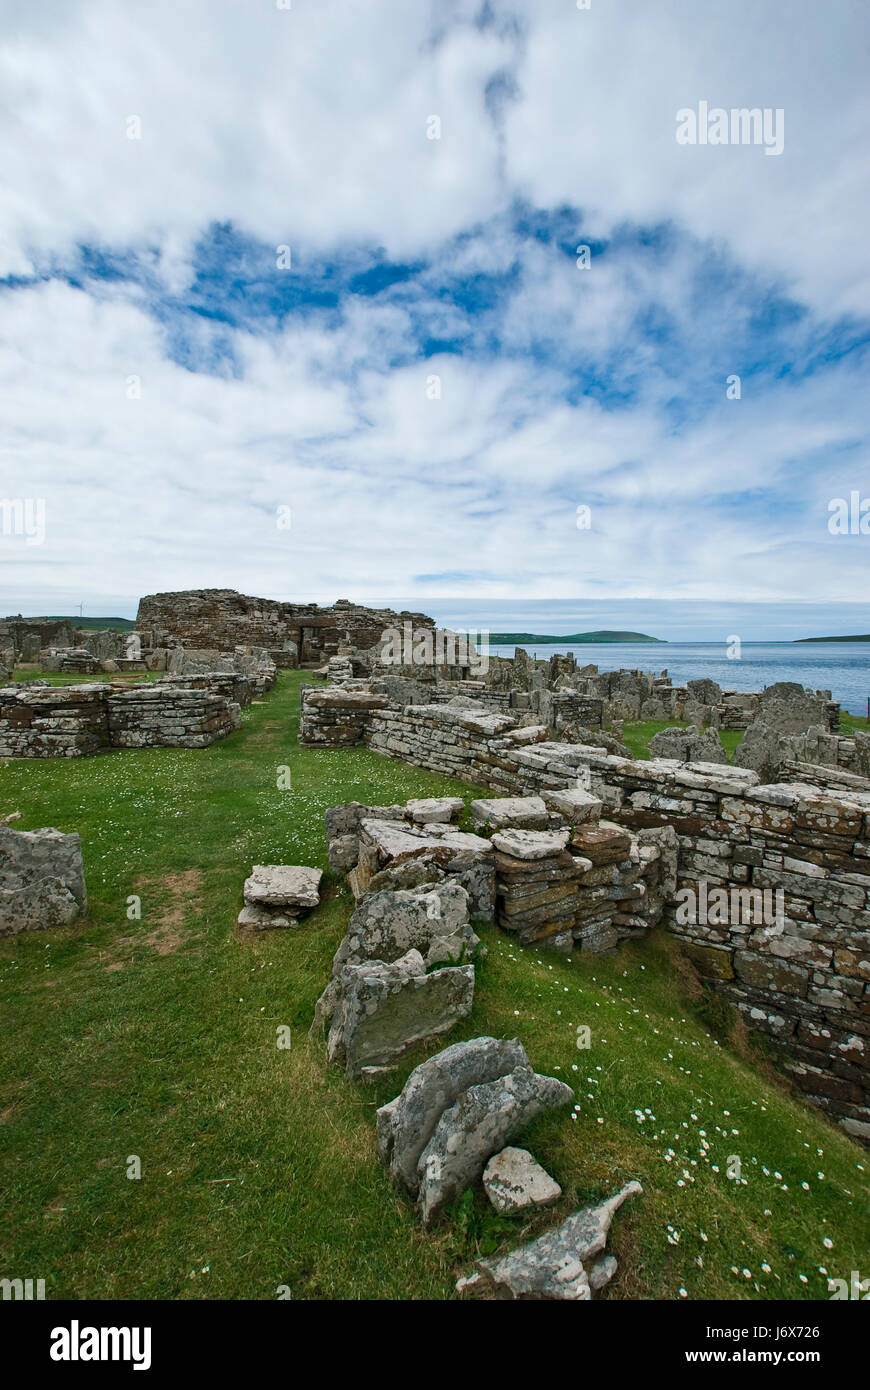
xmin=483 ymin=641 xmax=870 ymax=716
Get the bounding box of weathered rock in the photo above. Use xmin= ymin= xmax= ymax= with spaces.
xmin=456 ymin=1181 xmax=642 ymax=1299
xmin=236 ymin=904 xmax=299 ymax=931
xmin=328 ymin=882 xmax=480 ymax=976
xmin=490 ymin=829 xmax=570 ymax=861
xmin=416 ymin=1066 xmax=574 ymax=1226
xmin=406 ymin=797 xmax=464 ymax=824
xmin=377 ymin=1036 xmax=530 ymax=1192
xmin=733 ymin=721 xmax=786 ymax=782
xmin=483 ymin=1147 xmax=562 ymax=1214
xmin=649 ymin=725 xmax=727 ymax=764
xmin=541 ymin=787 xmax=602 ymax=822
xmin=469 ymin=796 xmax=549 ymax=830
xmin=0 ymin=824 xmax=87 ymax=934
xmin=326 ymin=951 xmax=475 ymax=1078
xmin=243 ymin=865 xmax=322 ymax=910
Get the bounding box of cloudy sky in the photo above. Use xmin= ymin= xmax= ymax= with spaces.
xmin=0 ymin=0 xmax=868 ymax=637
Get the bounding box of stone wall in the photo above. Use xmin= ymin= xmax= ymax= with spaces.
xmin=106 ymin=687 xmax=241 ymax=749
xmin=0 ymin=683 xmax=110 ymax=757
xmin=303 ymin=691 xmax=870 ymax=1141
xmin=0 ymin=681 xmax=241 ymax=756
xmin=479 ymin=652 xmax=840 ymax=735
xmin=136 ymin=589 xmax=437 ymax=670
xmin=299 ymin=685 xmax=391 ymax=745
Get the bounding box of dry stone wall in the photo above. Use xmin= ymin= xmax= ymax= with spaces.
xmin=302 ymin=689 xmax=870 ymax=1141
xmin=0 ymin=681 xmax=241 ymax=756
xmin=137 ymin=589 xmax=437 ymax=670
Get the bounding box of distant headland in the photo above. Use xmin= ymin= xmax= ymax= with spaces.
xmin=485 ymin=630 xmax=665 ymax=645
xmin=795 ymin=634 xmax=870 ymax=643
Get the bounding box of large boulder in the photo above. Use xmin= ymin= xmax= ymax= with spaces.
xmin=648 ymin=725 xmax=727 ymax=764
xmin=0 ymin=825 xmax=87 ymax=935
xmin=416 ymin=1065 xmax=574 ymax=1226
xmin=457 ymin=1181 xmax=642 ymax=1299
xmin=330 ymin=882 xmax=480 ymax=974
xmin=733 ymin=721 xmax=786 ymax=782
xmin=326 ymin=950 xmax=475 ymax=1079
xmin=377 ymin=1036 xmax=530 ymax=1192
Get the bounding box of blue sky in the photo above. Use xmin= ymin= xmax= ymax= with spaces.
xmin=0 ymin=0 xmax=868 ymax=637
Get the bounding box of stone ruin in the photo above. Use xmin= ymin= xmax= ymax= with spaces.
xmin=307 ymin=788 xmax=671 ymax=1090
xmin=0 ymin=682 xmax=243 ymax=757
xmin=135 ymin=589 xmax=442 ymax=674
xmin=304 ymin=831 xmax=642 ymax=1295
xmin=301 ymin=670 xmax=870 ymax=1144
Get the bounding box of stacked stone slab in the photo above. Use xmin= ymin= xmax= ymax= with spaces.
xmin=238 ymin=865 xmax=322 ymax=930
xmin=0 ymin=681 xmax=245 ymax=756
xmin=473 ymin=796 xmax=668 ymax=956
xmin=0 ymin=824 xmax=87 ymax=934
xmin=158 ymin=671 xmax=254 ymax=709
xmin=299 ymin=685 xmax=391 ymax=746
xmin=106 ymin=687 xmax=241 ymax=748
xmin=0 ymin=682 xmax=110 ymax=756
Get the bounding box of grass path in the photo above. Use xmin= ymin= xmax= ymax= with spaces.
xmin=1 ymin=672 xmax=866 ymax=1300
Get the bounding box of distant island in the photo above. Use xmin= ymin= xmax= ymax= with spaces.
xmin=795 ymin=634 xmax=870 ymax=643
xmin=485 ymin=630 xmax=665 ymax=645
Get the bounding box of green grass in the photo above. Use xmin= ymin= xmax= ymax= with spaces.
xmin=621 ymin=720 xmax=745 ymax=762
xmin=0 ymin=671 xmax=866 ymax=1301
xmin=35 ymin=617 xmax=136 ymax=631
xmin=839 ymin=711 xmax=869 ymax=735
xmin=10 ymin=665 xmax=164 ymax=686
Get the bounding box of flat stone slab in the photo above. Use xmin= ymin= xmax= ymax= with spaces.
xmin=542 ymin=788 xmax=602 ymax=823
xmin=360 ymin=819 xmax=491 ymax=862
xmin=483 ymin=1147 xmax=562 ymax=1214
xmin=490 ymin=829 xmax=570 ymax=861
xmin=570 ymin=822 xmax=632 ymax=865
xmin=469 ymin=796 xmax=549 ymax=830
xmin=406 ymin=797 xmax=464 ymax=824
xmin=243 ymin=864 xmax=322 ymax=909
xmin=237 ymin=904 xmax=300 ymax=931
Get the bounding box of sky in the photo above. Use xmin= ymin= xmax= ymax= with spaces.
xmin=0 ymin=0 xmax=868 ymax=638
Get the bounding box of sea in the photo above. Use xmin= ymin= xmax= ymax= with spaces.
xmin=481 ymin=641 xmax=870 ymax=717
